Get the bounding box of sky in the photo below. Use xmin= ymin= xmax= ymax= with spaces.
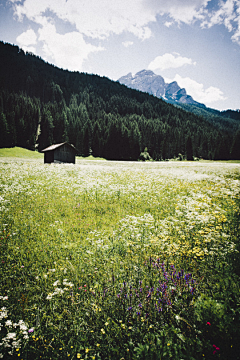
xmin=0 ymin=0 xmax=240 ymax=111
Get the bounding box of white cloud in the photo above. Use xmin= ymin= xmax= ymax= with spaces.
xmin=16 ymin=28 xmax=37 ymax=46
xmin=165 ymin=74 xmax=227 ymax=105
xmin=201 ymin=0 xmax=235 ymax=30
xmin=148 ymin=53 xmax=196 ymax=71
xmin=164 ymin=21 xmax=173 ymax=28
xmin=21 ymin=45 xmax=37 ymax=53
xmin=122 ymin=41 xmax=134 ymax=47
xmin=146 ymin=0 xmax=240 ymax=45
xmin=145 ymin=0 xmax=210 ymax=24
xmin=38 ymin=23 xmax=104 ymax=71
xmin=11 ymin=0 xmax=155 ymax=72
xmin=201 ymin=0 xmax=240 ymax=44
xmin=12 ymin=0 xmax=155 ymax=40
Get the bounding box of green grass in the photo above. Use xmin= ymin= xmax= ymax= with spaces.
xmin=0 ymin=147 xmax=43 ymax=159
xmin=0 ymin=158 xmax=240 ymax=360
xmin=77 ymin=155 xmax=107 ymax=161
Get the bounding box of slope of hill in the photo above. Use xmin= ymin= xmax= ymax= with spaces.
xmin=0 ymin=41 xmax=239 ymax=160
xmin=0 ymin=146 xmax=43 ymax=159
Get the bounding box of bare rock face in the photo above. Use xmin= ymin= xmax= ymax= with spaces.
xmin=119 ymin=70 xmax=165 ymax=97
xmin=118 ymin=70 xmax=204 ymax=107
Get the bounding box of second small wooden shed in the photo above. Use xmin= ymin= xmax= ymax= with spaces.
xmin=42 ymin=142 xmax=78 ymax=164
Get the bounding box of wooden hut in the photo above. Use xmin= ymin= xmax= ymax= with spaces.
xmin=41 ymin=142 xmax=78 ymax=164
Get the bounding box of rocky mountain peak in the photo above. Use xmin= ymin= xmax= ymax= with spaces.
xmin=118 ymin=69 xmax=205 ymax=107
xmin=134 ymin=69 xmax=155 ymax=77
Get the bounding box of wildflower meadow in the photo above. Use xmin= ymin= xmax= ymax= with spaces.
xmin=0 ymin=155 xmax=240 ymax=359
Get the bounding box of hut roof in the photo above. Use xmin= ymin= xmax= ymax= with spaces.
xmin=41 ymin=142 xmax=78 ymax=153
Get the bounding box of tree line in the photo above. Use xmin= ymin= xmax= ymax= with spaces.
xmin=0 ymin=41 xmax=239 ymax=160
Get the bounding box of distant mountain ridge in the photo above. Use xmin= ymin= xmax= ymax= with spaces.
xmin=118 ymin=70 xmax=206 ymax=108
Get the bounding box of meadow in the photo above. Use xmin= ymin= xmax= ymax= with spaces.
xmin=0 ymin=153 xmax=240 ymax=359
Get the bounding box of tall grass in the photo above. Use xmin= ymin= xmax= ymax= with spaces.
xmin=0 ymin=158 xmax=239 ymax=359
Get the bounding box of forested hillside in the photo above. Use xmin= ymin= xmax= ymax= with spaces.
xmin=171 ymin=102 xmax=240 ymax=134
xmin=0 ymin=41 xmax=239 ymax=160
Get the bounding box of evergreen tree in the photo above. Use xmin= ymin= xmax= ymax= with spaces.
xmin=231 ymin=130 xmax=240 ymax=159
xmin=186 ymin=136 xmax=193 ymax=160
xmin=0 ymin=111 xmax=10 ymax=147
xmin=38 ymin=109 xmax=54 ymax=150
xmin=92 ymin=122 xmax=102 ymax=157
xmin=215 ymin=136 xmax=230 ymax=160
xmin=104 ymin=121 xmax=121 ymax=160
xmin=128 ymin=124 xmax=141 ymax=160
xmin=82 ymin=126 xmax=90 ymax=157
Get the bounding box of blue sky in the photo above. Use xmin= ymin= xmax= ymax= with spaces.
xmin=0 ymin=0 xmax=240 ymax=111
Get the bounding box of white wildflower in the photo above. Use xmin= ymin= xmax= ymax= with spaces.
xmin=12 ymin=340 xmax=21 ymax=348
xmin=53 ymin=288 xmax=64 ymax=295
xmin=62 ymin=280 xmax=74 ymax=287
xmin=0 ymin=307 xmax=8 ymax=320
xmin=19 ymin=324 xmax=28 ymax=331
